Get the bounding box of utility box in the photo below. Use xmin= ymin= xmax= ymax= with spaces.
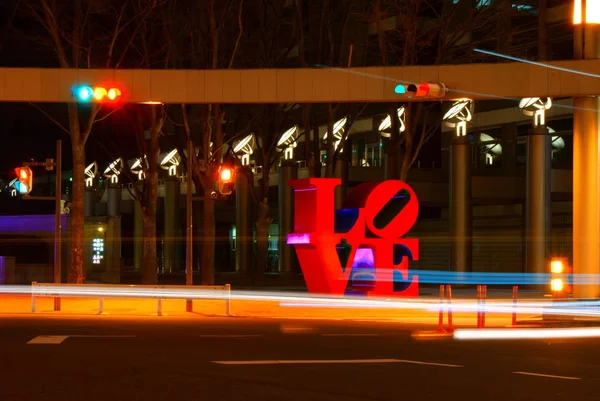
xmin=0 ymin=256 xmax=16 ymax=284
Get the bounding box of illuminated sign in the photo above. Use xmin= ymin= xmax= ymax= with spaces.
xmin=287 ymin=179 xmax=419 ymax=297
xmin=92 ymin=237 xmax=104 ymax=265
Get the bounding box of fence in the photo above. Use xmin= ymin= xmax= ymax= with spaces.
xmin=30 ymin=282 xmax=231 ymax=316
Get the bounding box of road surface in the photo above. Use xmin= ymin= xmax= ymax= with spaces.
xmin=1 ymin=315 xmax=598 ymax=400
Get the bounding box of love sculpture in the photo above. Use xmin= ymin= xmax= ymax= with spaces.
xmin=287 ymin=178 xmax=419 ymax=297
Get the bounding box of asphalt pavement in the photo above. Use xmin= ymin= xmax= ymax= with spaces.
xmin=1 ymin=315 xmax=599 ymax=401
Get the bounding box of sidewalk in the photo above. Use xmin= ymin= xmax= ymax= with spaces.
xmin=0 ymin=294 xmax=540 ymax=329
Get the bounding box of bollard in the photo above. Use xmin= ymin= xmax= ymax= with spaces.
xmin=482 ymin=285 xmax=487 ymax=328
xmin=225 ymin=284 xmax=231 ymax=316
xmin=438 ymin=285 xmax=445 ymax=333
xmin=31 ymin=281 xmax=37 ymax=313
xmin=476 ymin=285 xmax=481 ymax=328
xmin=186 ymin=299 xmax=193 ymax=313
xmin=98 ymin=298 xmax=104 ymax=314
xmin=445 ymin=285 xmax=454 ymax=332
xmin=512 ymin=285 xmax=518 ymax=327
xmin=157 ymin=298 xmax=163 ymax=316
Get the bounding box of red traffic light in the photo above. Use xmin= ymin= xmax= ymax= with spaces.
xmin=14 ymin=167 xmax=33 ymax=195
xmin=403 ymin=82 xmax=447 ymax=99
xmin=220 ymin=167 xmax=233 ymax=182
xmin=17 ymin=167 xmax=29 ymax=180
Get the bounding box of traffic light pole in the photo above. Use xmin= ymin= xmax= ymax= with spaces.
xmin=185 ymin=140 xmax=193 ymax=312
xmin=54 ymin=140 xmax=62 ymax=311
xmin=22 ymin=140 xmax=62 ymax=311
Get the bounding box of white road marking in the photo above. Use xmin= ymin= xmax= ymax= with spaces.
xmin=27 ymin=335 xmax=68 ymax=344
xmin=213 ymin=359 xmax=400 ymax=365
xmin=197 ymin=335 xmax=263 ymax=338
xmin=513 ymin=372 xmax=581 ymax=380
xmin=395 ymin=359 xmax=463 ymax=368
xmin=68 ymin=335 xmax=136 ymax=338
xmin=212 ymin=358 xmax=462 ymax=366
xmin=322 ymin=334 xmax=380 ymax=337
xmin=27 ymin=335 xmax=135 ymax=344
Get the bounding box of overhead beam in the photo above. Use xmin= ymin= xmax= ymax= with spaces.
xmin=1 ymin=59 xmax=599 ymax=104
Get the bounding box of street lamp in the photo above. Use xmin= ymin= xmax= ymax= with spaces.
xmin=103 ymin=158 xmax=123 ymax=184
xmin=519 ymin=97 xmax=552 ymax=126
xmin=84 ymin=162 xmax=98 ymax=188
xmin=443 ymin=99 xmax=473 ymax=136
xmin=159 ymin=149 xmax=180 ymax=177
xmin=479 ymin=133 xmax=502 ymax=165
xmin=323 ymin=117 xmax=347 ymax=152
xmin=378 ymin=107 xmax=406 ymax=137
xmin=233 ymin=134 xmax=255 ymax=166
xmin=128 ymin=156 xmax=147 ymax=180
xmin=277 ymin=126 xmax=298 ymax=160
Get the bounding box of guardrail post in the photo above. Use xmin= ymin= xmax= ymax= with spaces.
xmin=445 ymin=285 xmax=453 ymax=332
xmin=157 ymin=298 xmax=162 ymax=316
xmin=98 ymin=298 xmax=104 ymax=314
xmin=31 ymin=281 xmax=37 ymax=313
xmin=437 ymin=285 xmax=445 ymax=333
xmin=225 ymin=284 xmax=231 ymax=316
xmin=512 ymin=285 xmax=518 ymax=327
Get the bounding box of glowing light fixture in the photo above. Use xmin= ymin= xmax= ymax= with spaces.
xmin=378 ymin=107 xmax=406 ymax=137
xmin=103 ymin=158 xmax=123 ymax=184
xmin=519 ymin=97 xmax=552 ymax=127
xmin=574 ymin=0 xmax=600 ymax=24
xmin=277 ymin=126 xmax=299 ymax=160
xmin=323 ymin=117 xmax=347 ymax=151
xmin=84 ymin=162 xmax=98 ymax=188
xmin=128 ymin=156 xmax=147 ymax=180
xmin=159 ymin=149 xmax=180 ymax=176
xmin=443 ymin=99 xmax=473 ymax=137
xmin=233 ymin=134 xmax=255 ymax=166
xmin=479 ymin=133 xmax=502 ymax=166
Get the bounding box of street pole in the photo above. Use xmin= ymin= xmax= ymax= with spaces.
xmin=54 ymin=139 xmax=62 ymax=311
xmin=185 ymin=139 xmax=193 ymax=312
xmin=449 ymin=134 xmax=472 ymax=274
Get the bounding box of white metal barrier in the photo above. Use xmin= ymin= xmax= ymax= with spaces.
xmin=30 ymin=282 xmax=231 ymax=316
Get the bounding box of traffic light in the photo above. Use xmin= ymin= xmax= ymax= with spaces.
xmin=14 ymin=167 xmax=32 ymax=195
xmin=217 ymin=166 xmax=235 ymax=196
xmin=549 ymin=257 xmax=572 ymax=299
xmin=394 ymin=82 xmax=447 ymax=99
xmin=72 ymin=85 xmax=122 ymax=102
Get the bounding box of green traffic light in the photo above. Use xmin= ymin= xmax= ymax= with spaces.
xmin=394 ymin=85 xmax=406 ymax=94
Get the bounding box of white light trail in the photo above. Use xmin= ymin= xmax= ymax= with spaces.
xmin=454 ymin=327 xmax=600 ymax=340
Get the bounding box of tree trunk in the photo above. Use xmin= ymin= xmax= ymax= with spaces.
xmin=141 ymin=213 xmax=158 ymax=284
xmin=142 ymin=113 xmax=160 ymax=284
xmin=201 ymin=195 xmax=215 ymax=285
xmin=254 ymin=199 xmax=271 ymax=285
xmin=68 ymin=140 xmax=86 ymax=283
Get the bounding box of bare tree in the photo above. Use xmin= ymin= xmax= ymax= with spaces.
xmin=176 ymin=0 xmax=244 ymax=285
xmin=372 ymin=0 xmax=495 ymax=180
xmin=26 ymin=0 xmax=162 ymax=283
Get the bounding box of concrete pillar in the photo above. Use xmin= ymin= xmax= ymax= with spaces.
xmin=133 ymin=196 xmax=143 ymax=273
xmin=449 ymin=135 xmax=472 ymax=273
xmin=107 ymin=184 xmax=121 ymax=217
xmin=525 ymin=125 xmax=552 ymax=275
xmin=278 ymin=161 xmax=298 ymax=274
xmin=573 ymin=21 xmax=600 ymax=298
xmin=164 ymin=177 xmax=180 ymax=274
xmin=84 ymin=188 xmax=95 ymax=217
xmin=235 ymin=167 xmax=253 ymax=273
xmin=573 ymin=97 xmax=600 ymax=298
